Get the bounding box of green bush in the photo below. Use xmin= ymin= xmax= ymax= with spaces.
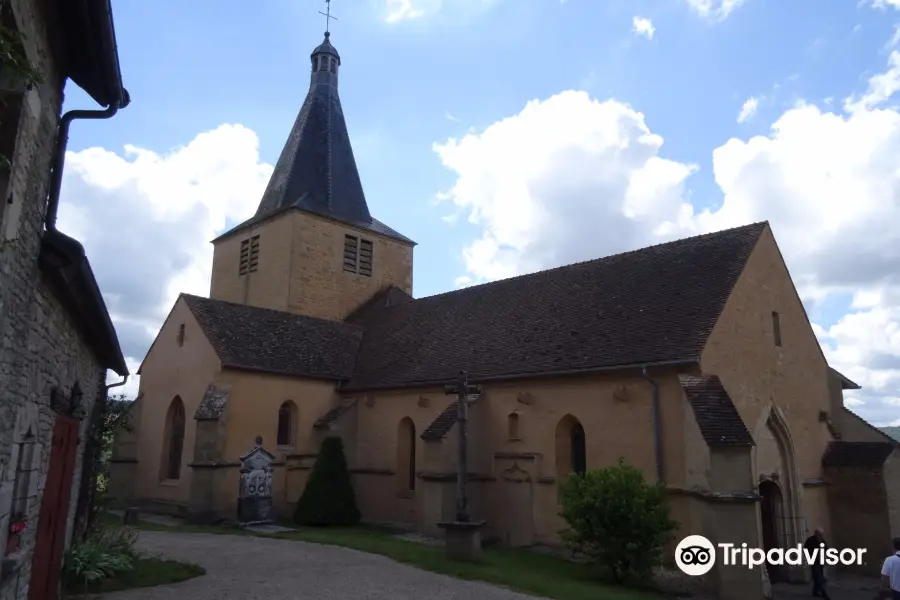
xmin=558 ymin=458 xmax=676 ymax=584
xmin=294 ymin=436 xmax=361 ymax=526
xmin=62 ymin=524 xmax=138 ymax=592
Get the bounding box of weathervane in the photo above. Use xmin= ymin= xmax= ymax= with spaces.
xmin=319 ymin=0 xmax=338 ymax=35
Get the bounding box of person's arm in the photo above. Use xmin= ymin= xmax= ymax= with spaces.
xmin=882 ymin=558 xmax=892 ymax=590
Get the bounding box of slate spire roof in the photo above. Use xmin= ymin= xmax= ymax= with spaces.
xmin=234 ymin=32 xmax=412 ymax=245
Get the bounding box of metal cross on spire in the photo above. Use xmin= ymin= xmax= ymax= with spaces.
xmin=319 ymin=0 xmax=338 ymax=34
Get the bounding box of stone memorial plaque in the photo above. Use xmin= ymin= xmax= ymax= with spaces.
xmin=237 ymin=435 xmax=276 ymax=525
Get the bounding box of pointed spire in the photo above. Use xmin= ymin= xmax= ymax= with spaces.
xmin=253 ymin=28 xmax=372 ymax=226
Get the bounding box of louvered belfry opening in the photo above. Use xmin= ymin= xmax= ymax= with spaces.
xmin=359 ymin=239 xmax=373 ymax=276
xmin=239 ymin=235 xmax=260 ymax=275
xmin=344 ymin=234 xmax=358 ymax=272
xmin=343 ymin=234 xmax=373 ymax=277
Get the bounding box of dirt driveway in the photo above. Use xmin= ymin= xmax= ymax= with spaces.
xmin=101 ymin=530 xmax=549 ymax=600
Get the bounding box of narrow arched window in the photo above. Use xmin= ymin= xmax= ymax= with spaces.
xmin=277 ymin=401 xmax=296 ymax=446
xmin=508 ymin=412 xmax=520 ymax=439
xmin=397 ymin=417 xmax=416 ymax=492
xmin=571 ymin=423 xmax=586 ymax=475
xmin=555 ymin=415 xmax=586 ymax=481
xmin=163 ymin=397 xmax=185 ymax=480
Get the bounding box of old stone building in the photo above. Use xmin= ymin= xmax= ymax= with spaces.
xmin=109 ymin=30 xmax=898 ymax=600
xmin=0 ymin=0 xmax=129 ymax=599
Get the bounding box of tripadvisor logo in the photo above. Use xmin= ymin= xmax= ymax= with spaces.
xmin=674 ymin=535 xmax=867 ymax=576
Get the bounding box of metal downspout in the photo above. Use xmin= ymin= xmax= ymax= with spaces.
xmin=44 ymin=104 xmax=120 ymax=232
xmin=641 ymin=366 xmax=665 ymax=484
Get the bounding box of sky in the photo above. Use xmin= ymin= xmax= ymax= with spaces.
xmin=58 ymin=0 xmax=900 ymax=426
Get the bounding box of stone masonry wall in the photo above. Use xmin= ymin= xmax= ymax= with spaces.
xmin=0 ymin=0 xmax=110 ymax=598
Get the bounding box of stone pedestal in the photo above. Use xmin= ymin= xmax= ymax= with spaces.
xmin=123 ymin=507 xmax=140 ymax=526
xmin=437 ymin=520 xmax=486 ymax=562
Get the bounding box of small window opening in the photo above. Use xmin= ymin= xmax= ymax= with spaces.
xmin=343 ymin=234 xmax=358 ymax=273
xmin=277 ymin=402 xmax=295 ymax=446
xmin=319 ymin=55 xmax=330 ymax=71
xmin=359 ymin=239 xmax=373 ymax=277
xmin=507 ymin=412 xmax=520 ymax=440
xmin=239 ymin=238 xmax=250 ymax=275
xmin=329 ymin=58 xmax=337 ymax=74
xmin=772 ymin=311 xmax=782 ymax=347
xmin=239 ymin=235 xmax=260 ymax=275
xmin=249 ymin=235 xmax=260 ymax=273
xmin=177 ymin=323 xmax=185 ymax=347
xmin=343 ymin=234 xmax=374 ymax=276
xmin=571 ymin=423 xmax=586 ymax=475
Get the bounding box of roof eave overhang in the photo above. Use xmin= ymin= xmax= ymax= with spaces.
xmin=339 ymin=357 xmax=700 ymax=393
xmin=59 ymin=0 xmax=127 ymax=108
xmin=39 ymin=229 xmax=129 ymax=376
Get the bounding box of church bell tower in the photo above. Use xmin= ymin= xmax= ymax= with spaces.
xmin=207 ymin=26 xmax=415 ymax=321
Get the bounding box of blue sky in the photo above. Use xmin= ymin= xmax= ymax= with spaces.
xmin=59 ymin=0 xmax=900 ymax=424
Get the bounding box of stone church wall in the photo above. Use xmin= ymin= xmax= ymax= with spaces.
xmin=701 ymin=226 xmax=834 ymax=543
xmin=209 ymin=210 xmax=414 ymax=322
xmin=0 ymin=1 xmax=110 ymax=598
xmin=824 ymin=463 xmax=891 ymax=576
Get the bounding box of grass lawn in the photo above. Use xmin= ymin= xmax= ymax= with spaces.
xmin=63 ymin=556 xmax=205 ymax=595
xmin=106 ymin=513 xmax=662 ymax=600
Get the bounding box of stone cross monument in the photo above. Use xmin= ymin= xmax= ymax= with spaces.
xmin=437 ymin=370 xmax=486 ymax=560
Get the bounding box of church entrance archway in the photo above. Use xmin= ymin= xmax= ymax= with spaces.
xmin=759 ymin=479 xmax=785 ymax=582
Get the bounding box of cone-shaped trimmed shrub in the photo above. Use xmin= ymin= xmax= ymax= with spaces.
xmin=294 ymin=436 xmax=361 ymax=526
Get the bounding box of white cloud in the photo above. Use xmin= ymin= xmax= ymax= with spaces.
xmin=67 ymin=18 xmax=900 ymax=430
xmin=632 ymin=16 xmax=655 ymax=40
xmin=381 ymin=0 xmax=494 ymax=23
xmin=433 ymin=51 xmax=900 ymax=426
xmin=844 ymin=51 xmax=900 ymax=113
xmin=384 ymin=0 xmax=428 ymax=23
xmin=872 ymin=0 xmax=900 ymax=9
xmin=737 ymin=96 xmax=759 ymax=123
xmin=59 ymin=125 xmax=272 ymax=393
xmin=686 ymin=0 xmax=748 ymax=21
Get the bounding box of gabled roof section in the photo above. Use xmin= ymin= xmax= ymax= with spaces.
xmin=679 ymin=375 xmax=754 ymax=447
xmin=822 ymin=441 xmax=897 ymax=468
xmin=344 ymin=285 xmax=414 ymax=326
xmin=345 ymin=223 xmax=767 ymax=390
xmin=194 ymin=385 xmax=231 ymax=421
xmin=842 ymin=407 xmax=899 ymax=445
xmin=182 ymin=294 xmax=363 ymax=380
xmin=313 ymin=398 xmax=358 ymax=429
xmin=829 ymin=367 xmax=861 ymax=390
xmin=421 ymin=395 xmax=480 ymax=441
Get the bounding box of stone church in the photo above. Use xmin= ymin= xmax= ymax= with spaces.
xmin=109 ymin=31 xmax=900 ymax=599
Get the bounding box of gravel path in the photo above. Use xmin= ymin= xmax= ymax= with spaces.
xmin=101 ymin=530 xmax=548 ymax=600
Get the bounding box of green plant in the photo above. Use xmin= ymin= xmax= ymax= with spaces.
xmin=62 ymin=522 xmax=138 ymax=593
xmin=0 ymin=20 xmax=43 ymax=171
xmin=75 ymin=394 xmax=134 ymax=540
xmin=293 ymin=435 xmax=361 ymax=526
xmin=558 ymin=459 xmax=676 ymax=584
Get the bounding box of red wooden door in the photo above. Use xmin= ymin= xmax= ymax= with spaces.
xmin=28 ymin=415 xmax=79 ymax=600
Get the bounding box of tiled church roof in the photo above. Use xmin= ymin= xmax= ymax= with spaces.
xmin=679 ymin=375 xmax=754 ymax=447
xmin=346 ymin=222 xmax=767 ymax=390
xmin=822 ymin=441 xmax=897 ymax=468
xmin=185 ymin=223 xmax=767 ymax=390
xmin=183 ymin=295 xmax=362 ymax=380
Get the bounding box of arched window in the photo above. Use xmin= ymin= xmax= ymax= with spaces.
xmin=507 ymin=412 xmax=520 ymax=440
xmin=162 ymin=397 xmax=185 ymax=480
xmin=277 ymin=401 xmax=296 ymax=446
xmin=555 ymin=415 xmax=586 ymax=481
xmin=571 ymin=423 xmax=586 ymax=475
xmin=397 ymin=417 xmax=416 ymax=492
